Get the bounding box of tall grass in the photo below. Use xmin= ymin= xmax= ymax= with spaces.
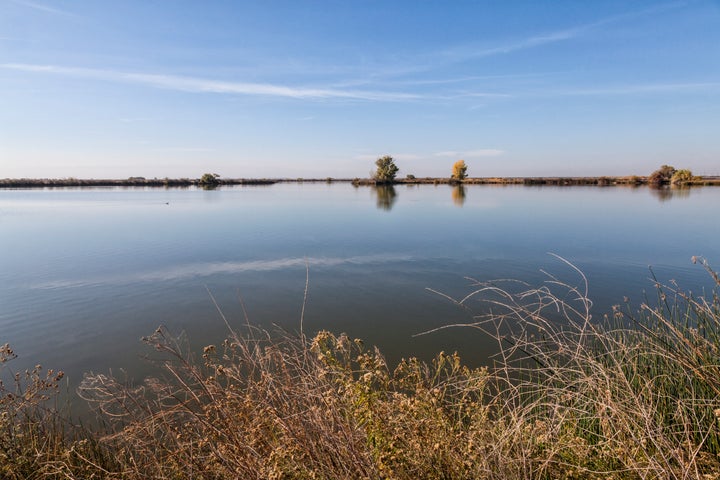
xmin=1 ymin=258 xmax=719 ymax=478
xmin=422 ymin=255 xmax=720 ymax=478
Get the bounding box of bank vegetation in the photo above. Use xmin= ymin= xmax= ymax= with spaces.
xmin=3 ymin=163 xmax=719 ymax=189
xmin=2 ymin=258 xmax=720 ymax=478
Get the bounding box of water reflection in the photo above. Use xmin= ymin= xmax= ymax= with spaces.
xmin=649 ymin=186 xmax=691 ymax=202
xmin=452 ymin=185 xmax=466 ymax=207
xmin=374 ymin=185 xmax=397 ymax=211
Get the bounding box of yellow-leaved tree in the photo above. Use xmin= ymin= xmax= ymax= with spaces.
xmin=451 ymin=160 xmax=467 ymax=181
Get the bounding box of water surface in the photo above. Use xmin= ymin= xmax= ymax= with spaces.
xmin=1 ymin=183 xmax=718 ymax=392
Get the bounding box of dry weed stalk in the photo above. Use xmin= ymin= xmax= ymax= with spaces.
xmin=0 ymin=343 xmax=117 ymax=479
xmin=78 ymin=325 xmax=378 ymax=479
xmin=76 ymin=325 xmax=499 ymax=479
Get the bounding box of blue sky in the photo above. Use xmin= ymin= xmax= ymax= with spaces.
xmin=1 ymin=0 xmax=719 ymax=179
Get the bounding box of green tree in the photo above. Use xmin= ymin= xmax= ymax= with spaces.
xmin=451 ymin=160 xmax=468 ymax=181
xmin=374 ymin=156 xmax=399 ymax=183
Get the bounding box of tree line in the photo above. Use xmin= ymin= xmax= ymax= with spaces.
xmin=373 ymin=155 xmax=467 ymax=184
xmin=370 ymin=156 xmax=698 ymax=186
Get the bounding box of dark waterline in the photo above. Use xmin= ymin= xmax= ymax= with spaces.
xmin=1 ymin=183 xmax=718 ymax=403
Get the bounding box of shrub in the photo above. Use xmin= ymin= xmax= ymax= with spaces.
xmin=671 ymin=169 xmax=693 ymax=185
xmin=648 ymin=165 xmax=676 ymax=186
xmin=198 ymin=173 xmax=220 ymax=187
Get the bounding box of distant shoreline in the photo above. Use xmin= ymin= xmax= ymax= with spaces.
xmin=1 ymin=175 xmax=719 ymax=188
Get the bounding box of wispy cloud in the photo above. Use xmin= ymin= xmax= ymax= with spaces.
xmin=393 ymin=153 xmax=421 ymax=161
xmin=151 ymin=147 xmax=215 ymax=153
xmin=355 ymin=151 xmax=504 ymax=162
xmin=443 ymin=92 xmax=513 ymax=100
xmin=7 ymin=0 xmax=76 ymax=17
xmin=408 ymin=2 xmax=688 ymax=73
xmin=467 ymin=104 xmax=487 ymax=111
xmin=288 ymin=2 xmax=690 ymax=91
xmin=578 ymin=1 xmax=690 ymax=31
xmin=354 ymin=153 xmax=420 ymax=162
xmin=434 ymin=149 xmax=504 ymax=158
xmin=554 ymin=82 xmax=720 ymax=96
xmin=380 ymin=72 xmax=565 ymax=87
xmin=444 ymin=31 xmax=576 ymax=61
xmin=118 ymin=117 xmax=153 ymax=123
xmin=0 ymin=63 xmax=419 ymax=102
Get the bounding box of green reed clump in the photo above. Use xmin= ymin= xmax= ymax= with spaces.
xmin=616 ymin=258 xmax=720 ymax=455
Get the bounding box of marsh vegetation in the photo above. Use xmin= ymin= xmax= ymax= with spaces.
xmin=4 ymin=161 xmax=718 ymax=189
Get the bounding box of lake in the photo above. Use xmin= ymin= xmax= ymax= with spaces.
xmin=1 ymin=183 xmax=719 ymax=394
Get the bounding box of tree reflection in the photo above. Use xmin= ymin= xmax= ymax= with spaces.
xmin=649 ymin=185 xmax=691 ymax=202
xmin=374 ymin=185 xmax=397 ymax=211
xmin=452 ymin=185 xmax=466 ymax=207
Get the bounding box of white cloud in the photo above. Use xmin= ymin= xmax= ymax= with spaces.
xmin=0 ymin=63 xmax=419 ymax=102
xmin=434 ymin=149 xmax=504 ymax=158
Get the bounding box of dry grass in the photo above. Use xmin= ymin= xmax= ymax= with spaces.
xmin=2 ymin=258 xmax=720 ymax=478
xmin=422 ymin=255 xmax=720 ymax=478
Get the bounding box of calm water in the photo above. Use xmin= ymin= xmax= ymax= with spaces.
xmin=1 ymin=183 xmax=719 ymax=392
